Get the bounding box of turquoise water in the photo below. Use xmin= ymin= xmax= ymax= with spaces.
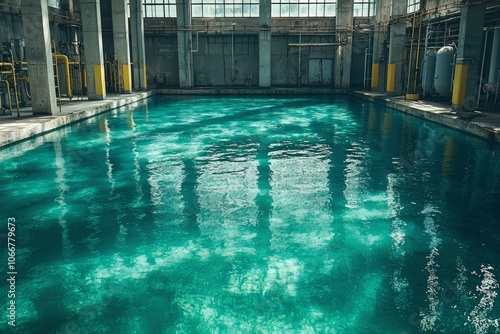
xmin=1 ymin=96 xmax=500 ymax=333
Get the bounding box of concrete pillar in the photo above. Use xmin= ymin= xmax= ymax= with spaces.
xmin=334 ymin=0 xmax=353 ymax=89
xmin=452 ymin=1 xmax=486 ymax=111
xmin=259 ymin=0 xmax=271 ymax=88
xmin=371 ymin=0 xmax=391 ymax=91
xmin=112 ymin=0 xmax=132 ymax=93
xmin=81 ymin=0 xmax=106 ymax=100
xmin=176 ymin=0 xmax=193 ymax=88
xmin=130 ymin=0 xmax=147 ymax=90
xmin=387 ymin=0 xmax=406 ymax=94
xmin=21 ymin=0 xmax=57 ymax=115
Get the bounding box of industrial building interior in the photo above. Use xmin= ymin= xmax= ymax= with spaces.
xmin=3 ymin=1 xmax=500 ymax=332
xmin=0 ymin=0 xmax=499 ymax=121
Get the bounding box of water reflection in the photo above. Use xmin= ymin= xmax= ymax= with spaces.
xmin=2 ymin=96 xmax=500 ymax=332
xmin=53 ymin=138 xmax=73 ymax=259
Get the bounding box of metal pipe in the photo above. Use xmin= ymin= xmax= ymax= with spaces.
xmin=478 ymin=29 xmax=489 ymax=108
xmin=190 ymin=31 xmax=201 ymax=53
xmin=52 ymin=40 xmax=62 ymax=112
xmin=52 ymin=54 xmax=73 ymax=98
xmin=364 ymin=47 xmax=369 ymax=89
xmin=413 ymin=12 xmax=424 ymax=92
xmin=298 ymin=31 xmax=302 ymax=87
xmin=406 ymin=12 xmax=417 ymax=93
xmin=1 ymin=52 xmax=20 ymax=117
xmin=1 ymin=79 xmax=12 ymax=115
xmin=288 ymin=43 xmax=343 ymax=47
xmin=231 ymin=26 xmax=235 ymax=84
xmin=495 ymin=68 xmax=500 ymax=105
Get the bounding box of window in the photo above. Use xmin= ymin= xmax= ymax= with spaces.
xmin=271 ymin=0 xmax=336 ymax=18
xmin=143 ymin=0 xmax=177 ymax=18
xmin=353 ymin=0 xmax=376 ymax=17
xmin=407 ymin=0 xmax=419 ymax=13
xmin=192 ymin=0 xmax=260 ymax=18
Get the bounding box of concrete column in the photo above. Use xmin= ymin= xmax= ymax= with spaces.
xmin=387 ymin=0 xmax=406 ymax=94
xmin=130 ymin=0 xmax=147 ymax=90
xmin=452 ymin=1 xmax=486 ymax=111
xmin=112 ymin=0 xmax=132 ymax=93
xmin=371 ymin=0 xmax=391 ymax=90
xmin=21 ymin=0 xmax=57 ymax=115
xmin=81 ymin=0 xmax=106 ymax=100
xmin=176 ymin=0 xmax=193 ymax=88
xmin=334 ymin=0 xmax=353 ymax=89
xmin=259 ymin=0 xmax=271 ymax=88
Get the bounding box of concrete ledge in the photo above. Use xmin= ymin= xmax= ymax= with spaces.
xmin=0 ymin=92 xmax=153 ymax=148
xmin=350 ymin=91 xmax=500 ymax=143
xmin=156 ymin=87 xmax=341 ymax=95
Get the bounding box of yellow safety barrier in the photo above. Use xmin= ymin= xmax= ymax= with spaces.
xmin=94 ymin=64 xmax=105 ymax=96
xmin=386 ymin=63 xmax=396 ymax=93
xmin=371 ymin=63 xmax=379 ymax=89
xmin=452 ymin=64 xmax=468 ymax=106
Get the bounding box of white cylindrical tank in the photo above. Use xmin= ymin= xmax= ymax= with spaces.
xmin=421 ymin=49 xmax=437 ymax=97
xmin=434 ymin=45 xmax=456 ymax=98
xmin=488 ymin=28 xmax=500 ymax=84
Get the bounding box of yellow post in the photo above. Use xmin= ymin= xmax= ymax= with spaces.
xmin=452 ymin=64 xmax=468 ymax=106
xmin=143 ymin=64 xmax=147 ymax=89
xmin=122 ymin=64 xmax=132 ymax=93
xmin=371 ymin=63 xmax=379 ymax=89
xmin=386 ymin=63 xmax=396 ymax=93
xmin=94 ymin=64 xmax=106 ymax=96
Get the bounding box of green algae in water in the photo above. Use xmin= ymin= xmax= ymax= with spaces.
xmin=1 ymin=96 xmax=500 ymax=333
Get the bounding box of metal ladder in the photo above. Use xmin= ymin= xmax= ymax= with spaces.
xmin=52 ymin=40 xmax=62 ymax=112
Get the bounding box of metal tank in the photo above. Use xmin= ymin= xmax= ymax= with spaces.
xmin=421 ymin=48 xmax=437 ymax=97
xmin=433 ymin=45 xmax=456 ymax=98
xmin=487 ymin=28 xmax=500 ymax=94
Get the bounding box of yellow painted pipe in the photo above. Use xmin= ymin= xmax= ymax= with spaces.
xmin=0 ymin=62 xmax=15 ymax=73
xmin=52 ymin=54 xmax=73 ymax=98
xmin=1 ymin=53 xmax=20 ymax=116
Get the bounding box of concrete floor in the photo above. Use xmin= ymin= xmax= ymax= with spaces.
xmin=1 ymin=89 xmax=499 ymax=149
xmin=351 ymin=91 xmax=500 ymax=142
xmin=0 ymin=92 xmax=153 ymax=148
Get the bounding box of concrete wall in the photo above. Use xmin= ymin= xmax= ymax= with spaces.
xmin=140 ymin=17 xmax=339 ymax=88
xmin=145 ymin=34 xmax=179 ymax=86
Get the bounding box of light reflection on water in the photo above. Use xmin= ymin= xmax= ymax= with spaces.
xmin=0 ymin=96 xmax=500 ymax=333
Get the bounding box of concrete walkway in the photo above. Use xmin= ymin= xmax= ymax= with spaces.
xmin=0 ymin=92 xmax=153 ymax=148
xmin=351 ymin=91 xmax=500 ymax=142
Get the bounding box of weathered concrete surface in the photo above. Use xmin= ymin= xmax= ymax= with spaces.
xmin=351 ymin=91 xmax=500 ymax=142
xmin=0 ymin=92 xmax=153 ymax=148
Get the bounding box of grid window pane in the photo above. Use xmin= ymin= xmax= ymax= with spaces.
xmin=141 ymin=0 xmax=178 ymax=17
xmin=271 ymin=0 xmax=336 ymax=17
xmin=353 ymin=0 xmax=376 ymax=17
xmin=192 ymin=0 xmax=259 ymax=17
xmin=407 ymin=0 xmax=420 ymax=13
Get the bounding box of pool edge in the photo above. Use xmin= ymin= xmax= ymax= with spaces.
xmin=0 ymin=92 xmax=154 ymax=149
xmin=350 ymin=91 xmax=500 ymax=143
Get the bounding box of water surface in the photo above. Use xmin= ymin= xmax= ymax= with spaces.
xmin=1 ymin=96 xmax=499 ymax=333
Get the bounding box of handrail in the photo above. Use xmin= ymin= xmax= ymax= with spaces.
xmin=1 ymin=79 xmax=12 ymax=115
xmin=0 ymin=57 xmax=20 ymax=117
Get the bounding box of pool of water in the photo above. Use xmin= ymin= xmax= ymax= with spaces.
xmin=1 ymin=95 xmax=500 ymax=333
